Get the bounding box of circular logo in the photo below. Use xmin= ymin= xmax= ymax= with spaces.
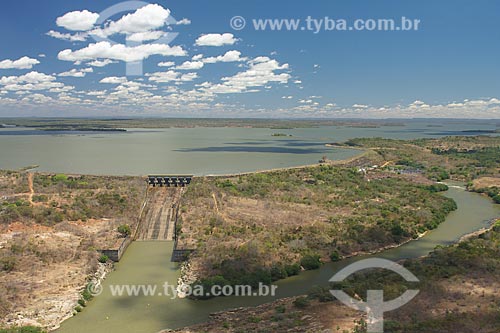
xmin=87 ymin=280 xmax=103 ymax=296
xmin=230 ymin=16 xmax=246 ymax=31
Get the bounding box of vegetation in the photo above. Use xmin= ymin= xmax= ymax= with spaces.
xmin=0 ymin=171 xmax=146 ymax=328
xmin=300 ymin=254 xmax=322 ymax=270
xmin=98 ymin=254 xmax=109 ymax=263
xmin=0 ymin=327 xmax=46 ymax=333
xmin=182 ymin=164 xmax=457 ymax=296
xmin=315 ymin=224 xmax=500 ymax=332
xmin=345 ymin=136 xmax=500 ymax=181
xmin=117 ymin=224 xmax=131 ymax=237
xmin=473 ymin=186 xmax=500 ymax=204
xmin=0 ymin=118 xmax=405 ymax=130
xmin=0 ymin=173 xmax=144 ymax=225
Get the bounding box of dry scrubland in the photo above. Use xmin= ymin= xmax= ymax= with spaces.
xmin=178 ymin=165 xmax=456 ymax=290
xmin=0 ymin=171 xmax=145 ymax=330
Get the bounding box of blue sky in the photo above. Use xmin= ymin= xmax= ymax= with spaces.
xmin=0 ymin=0 xmax=499 ymax=118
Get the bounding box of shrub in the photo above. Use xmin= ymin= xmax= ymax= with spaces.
xmin=308 ymin=285 xmax=335 ymax=302
xmin=329 ymin=250 xmax=341 ymax=262
xmin=52 ymin=174 xmax=68 ymax=183
xmin=270 ymin=265 xmax=288 ymax=281
xmin=300 ymin=254 xmax=322 ymax=270
xmin=284 ymin=263 xmax=301 ymax=276
xmin=81 ymin=284 xmax=94 ymax=301
xmin=32 ymin=195 xmax=48 ymax=203
xmin=293 ymin=296 xmax=310 ymax=308
xmin=98 ymin=254 xmax=109 ymax=263
xmin=427 ymin=183 xmax=449 ymax=192
xmin=117 ymin=224 xmax=131 ymax=237
xmin=493 ymin=195 xmax=500 ymax=204
xmin=1 ymin=256 xmax=16 ymax=272
xmin=275 ymin=305 xmax=286 ymax=313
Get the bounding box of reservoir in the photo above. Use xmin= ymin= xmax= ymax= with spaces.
xmin=0 ymin=120 xmax=498 ymax=176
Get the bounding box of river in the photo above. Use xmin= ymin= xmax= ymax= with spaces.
xmin=57 ymin=184 xmax=500 ymax=333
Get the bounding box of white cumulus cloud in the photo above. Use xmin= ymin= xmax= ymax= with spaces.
xmin=126 ymin=31 xmax=166 ymax=42
xmin=201 ymin=57 xmax=290 ymax=94
xmin=0 ymin=56 xmax=40 ymax=70
xmin=195 ymin=33 xmax=237 ymax=46
xmin=56 ymin=10 xmax=99 ymax=31
xmin=88 ymin=59 xmax=116 ymax=67
xmin=93 ymin=4 xmax=170 ymax=37
xmin=46 ymin=30 xmax=88 ymax=42
xmin=58 ymin=68 xmax=93 ymax=77
xmin=175 ymin=61 xmax=204 ymax=70
xmin=158 ymin=61 xmax=175 ymax=67
xmin=203 ymin=50 xmax=246 ymax=63
xmin=100 ymin=77 xmax=128 ymax=84
xmin=58 ymin=41 xmax=186 ymax=63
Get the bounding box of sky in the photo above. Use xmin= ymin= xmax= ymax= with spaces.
xmin=0 ymin=0 xmax=499 ymax=118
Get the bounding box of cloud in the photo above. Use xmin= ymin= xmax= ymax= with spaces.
xmin=352 ymin=104 xmax=368 ymax=109
xmin=86 ymin=90 xmax=107 ymax=96
xmin=46 ymin=30 xmax=88 ymax=42
xmin=176 ymin=18 xmax=191 ymax=25
xmin=93 ymin=4 xmax=170 ymax=38
xmin=0 ymin=56 xmax=40 ymax=70
xmin=203 ymin=50 xmax=246 ymax=63
xmin=408 ymin=100 xmax=429 ymax=109
xmin=158 ymin=61 xmax=175 ymax=67
xmin=195 ymin=33 xmax=237 ymax=46
xmin=147 ymin=70 xmax=197 ymax=83
xmin=58 ymin=41 xmax=186 ymax=63
xmin=49 ymin=86 xmax=74 ymax=93
xmin=56 ymin=10 xmax=99 ymax=31
xmin=58 ymin=67 xmax=93 ymax=77
xmin=0 ymin=71 xmax=55 ymax=85
xmin=88 ymin=59 xmax=116 ymax=67
xmin=100 ymin=77 xmax=128 ymax=84
xmin=0 ymin=71 xmax=64 ymax=91
xmin=175 ymin=61 xmax=204 ymax=70
xmin=126 ymin=31 xmax=166 ymax=42
xmin=201 ymin=57 xmax=290 ymax=94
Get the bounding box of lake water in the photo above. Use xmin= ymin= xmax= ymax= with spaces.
xmin=0 ymin=119 xmax=498 ymax=175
